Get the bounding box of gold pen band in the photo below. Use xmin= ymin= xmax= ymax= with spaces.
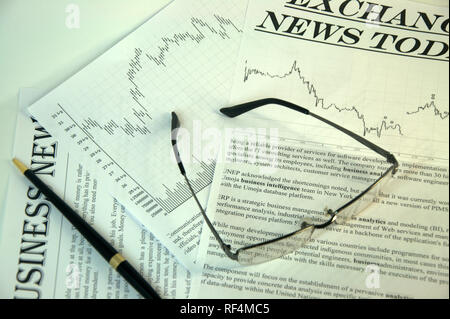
xmin=109 ymin=253 xmax=126 ymax=269
xmin=12 ymin=158 xmax=160 ymax=298
xmin=13 ymin=158 xmax=28 ymax=174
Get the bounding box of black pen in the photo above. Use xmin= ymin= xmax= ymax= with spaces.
xmin=13 ymin=158 xmax=161 ymax=299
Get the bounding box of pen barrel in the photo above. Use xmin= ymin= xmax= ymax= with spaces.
xmin=24 ymin=170 xmax=160 ymax=299
xmin=25 ymin=170 xmax=116 ymax=261
xmin=116 ymin=261 xmax=160 ymax=299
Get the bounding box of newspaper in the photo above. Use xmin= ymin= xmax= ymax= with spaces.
xmin=190 ymin=0 xmax=449 ymax=298
xmin=27 ymin=0 xmax=249 ymax=270
xmin=0 ymin=89 xmax=190 ymax=299
xmin=192 ymin=119 xmax=449 ymax=298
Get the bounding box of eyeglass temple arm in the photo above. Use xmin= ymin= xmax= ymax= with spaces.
xmin=220 ymin=98 xmax=398 ymax=174
xmin=171 ymin=112 xmax=238 ymax=261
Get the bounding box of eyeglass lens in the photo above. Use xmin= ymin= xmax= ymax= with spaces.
xmin=236 ymin=170 xmax=393 ymax=265
xmin=334 ymin=171 xmax=393 ymax=225
xmin=237 ymin=225 xmax=315 ymax=265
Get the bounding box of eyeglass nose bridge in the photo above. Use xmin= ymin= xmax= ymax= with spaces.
xmin=314 ymin=209 xmax=337 ymax=229
xmin=294 ymin=208 xmax=336 ymax=230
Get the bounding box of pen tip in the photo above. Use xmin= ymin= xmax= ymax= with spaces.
xmin=12 ymin=158 xmax=28 ymax=174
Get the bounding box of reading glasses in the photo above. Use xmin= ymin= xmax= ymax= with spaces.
xmin=171 ymin=98 xmax=399 ymax=265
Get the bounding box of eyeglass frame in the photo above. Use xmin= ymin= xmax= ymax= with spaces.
xmin=171 ymin=98 xmax=399 ymax=263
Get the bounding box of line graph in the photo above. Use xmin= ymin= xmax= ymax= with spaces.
xmin=127 ymin=15 xmax=242 ymax=78
xmin=27 ymin=0 xmax=250 ymax=268
xmin=243 ymin=60 xmax=449 ymax=140
xmin=77 ymin=15 xmax=243 ymax=139
xmin=243 ymin=60 xmax=406 ymax=138
xmin=238 ymin=59 xmax=449 ymax=162
xmin=141 ymin=15 xmax=243 ymax=68
xmin=69 ymin=11 xmax=243 ymax=214
xmin=108 ymin=15 xmax=245 ymax=138
xmin=407 ymin=99 xmax=449 ymax=120
xmin=46 ymin=11 xmax=245 ymax=215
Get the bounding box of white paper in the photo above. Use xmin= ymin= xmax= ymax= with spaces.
xmin=190 ymin=0 xmax=449 ymax=298
xmin=27 ymin=0 xmax=249 ymax=269
xmin=0 ymin=88 xmax=190 ymax=299
xmin=192 ymin=120 xmax=449 ymax=298
xmin=229 ymin=0 xmax=449 ymax=161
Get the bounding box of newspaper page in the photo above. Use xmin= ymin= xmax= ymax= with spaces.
xmin=0 ymin=89 xmax=190 ymax=299
xmin=191 ymin=119 xmax=448 ymax=298
xmin=27 ymin=0 xmax=249 ymax=270
xmin=190 ymin=0 xmax=449 ymax=299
